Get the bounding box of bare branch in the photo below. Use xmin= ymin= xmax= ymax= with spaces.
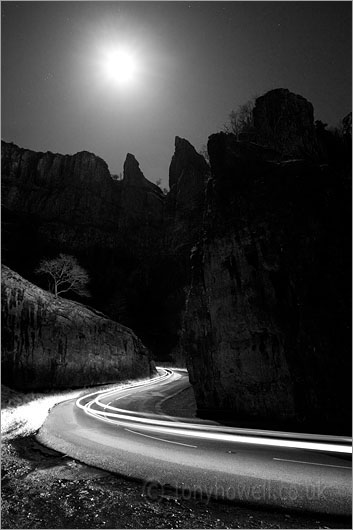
xmin=35 ymin=254 xmax=91 ymax=298
xmin=224 ymin=98 xmax=256 ymax=139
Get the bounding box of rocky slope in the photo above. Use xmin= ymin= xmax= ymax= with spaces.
xmin=182 ymin=131 xmax=351 ymax=433
xmin=1 ymin=265 xmax=153 ymax=390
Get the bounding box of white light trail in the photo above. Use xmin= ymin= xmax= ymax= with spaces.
xmin=76 ymin=369 xmax=352 ymax=456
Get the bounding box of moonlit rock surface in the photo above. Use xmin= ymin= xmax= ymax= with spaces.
xmin=1 ymin=265 xmax=153 ymax=390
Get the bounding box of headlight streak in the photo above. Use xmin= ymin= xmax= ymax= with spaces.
xmin=76 ymin=368 xmax=352 ymax=455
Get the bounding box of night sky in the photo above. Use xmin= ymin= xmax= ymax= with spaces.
xmin=2 ymin=1 xmax=351 ymax=187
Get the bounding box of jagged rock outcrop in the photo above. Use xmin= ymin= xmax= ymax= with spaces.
xmin=169 ymin=136 xmax=208 ymax=192
xmin=1 ymin=138 xmax=208 ymax=362
xmin=253 ymin=88 xmax=321 ymax=159
xmin=166 ymin=136 xmax=209 ymax=249
xmin=159 ymin=137 xmax=209 ymax=360
xmin=119 ymin=153 xmax=164 ymax=250
xmin=1 ymin=142 xmax=164 ymax=254
xmin=1 ymin=265 xmax=154 ymax=390
xmin=182 ymin=131 xmax=351 ymax=433
xmin=1 ymin=141 xmax=165 ymax=351
xmin=1 ymin=143 xmax=119 ymax=250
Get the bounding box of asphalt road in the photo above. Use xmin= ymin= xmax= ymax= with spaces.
xmin=37 ymin=368 xmax=352 ymax=516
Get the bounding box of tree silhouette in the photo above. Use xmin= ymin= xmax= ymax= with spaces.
xmin=224 ymin=98 xmax=256 ymax=139
xmin=36 ymin=254 xmax=90 ymax=297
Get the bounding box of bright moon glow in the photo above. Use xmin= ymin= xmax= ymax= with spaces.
xmin=102 ymin=49 xmax=137 ymax=86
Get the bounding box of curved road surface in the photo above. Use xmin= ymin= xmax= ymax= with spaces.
xmin=37 ymin=369 xmax=352 ymax=516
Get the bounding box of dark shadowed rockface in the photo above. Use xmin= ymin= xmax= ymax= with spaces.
xmin=253 ymin=88 xmax=321 ymax=159
xmin=1 ymin=136 xmax=209 ymax=361
xmin=1 ymin=265 xmax=153 ymax=390
xmin=182 ymin=131 xmax=351 ymax=434
xmin=166 ymin=136 xmax=209 ymax=250
xmin=159 ymin=137 xmax=210 ymax=361
xmin=1 ymin=141 xmax=165 ymax=258
xmin=1 ymin=140 xmax=166 ymax=353
xmin=1 ymin=143 xmax=119 ymax=250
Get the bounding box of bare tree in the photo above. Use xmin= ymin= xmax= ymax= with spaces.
xmin=36 ymin=254 xmax=90 ymax=297
xmin=224 ymin=98 xmax=256 ymax=139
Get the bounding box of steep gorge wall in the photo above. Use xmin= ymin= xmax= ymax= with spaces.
xmin=2 ymin=88 xmax=351 ymax=430
xmin=166 ymin=136 xmax=209 ymax=251
xmin=1 ymin=265 xmax=153 ymax=390
xmin=182 ymin=132 xmax=351 ymax=433
xmin=1 ymin=136 xmax=209 ymax=360
xmin=1 ymin=141 xmax=166 ymax=351
xmin=1 ymin=141 xmax=165 ymax=269
xmin=2 ymin=142 xmax=120 ymax=252
xmin=160 ymin=137 xmax=209 ymax=359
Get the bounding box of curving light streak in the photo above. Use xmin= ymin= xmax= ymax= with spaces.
xmin=76 ymin=369 xmax=352 ymax=455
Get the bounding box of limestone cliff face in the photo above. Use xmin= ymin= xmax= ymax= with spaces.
xmin=1 ymin=142 xmax=120 ymax=250
xmin=1 ymin=138 xmax=207 ymax=362
xmin=166 ymin=136 xmax=209 ymax=250
xmin=183 ymin=132 xmax=351 ymax=433
xmin=253 ymin=88 xmax=320 ymax=160
xmin=1 ymin=141 xmax=165 ymax=351
xmin=1 ymin=141 xmax=164 ymax=255
xmin=159 ymin=137 xmax=209 ymax=360
xmin=119 ymin=153 xmax=164 ymax=252
xmin=1 ymin=265 xmax=153 ymax=390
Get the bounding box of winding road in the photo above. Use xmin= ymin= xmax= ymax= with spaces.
xmin=37 ymin=368 xmax=352 ymax=516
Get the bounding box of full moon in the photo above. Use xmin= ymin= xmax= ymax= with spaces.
xmin=102 ymin=49 xmax=137 ymax=85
